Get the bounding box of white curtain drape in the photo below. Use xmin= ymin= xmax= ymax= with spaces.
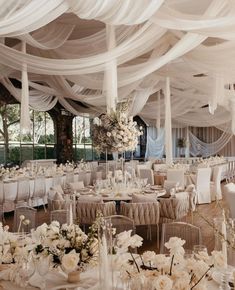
xmin=145 ymin=127 xmax=164 ymax=159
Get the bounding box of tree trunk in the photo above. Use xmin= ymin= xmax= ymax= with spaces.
xmin=2 ymin=107 xmax=9 ymax=163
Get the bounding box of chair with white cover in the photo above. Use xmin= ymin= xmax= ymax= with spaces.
xmin=166 ymin=168 xmax=185 ymax=189
xmin=223 ymin=183 xmax=235 ymax=218
xmin=13 ymin=205 xmax=37 ymax=232
xmin=76 ymin=201 xmax=116 ymax=228
xmin=158 ymin=192 xmax=190 ymax=222
xmin=139 ymin=169 xmax=154 ymax=185
xmin=195 ymin=167 xmax=211 ymax=204
xmin=68 ymin=181 xmax=85 ymax=194
xmin=50 ymin=209 xmax=68 ymax=225
xmin=104 ymin=215 xmax=135 ymax=235
xmin=210 ymin=166 xmax=223 ymax=202
xmin=160 ymin=222 xmax=202 ymax=254
xmin=31 ymin=175 xmax=47 ymax=211
xmin=120 ymin=201 xmax=160 ymax=243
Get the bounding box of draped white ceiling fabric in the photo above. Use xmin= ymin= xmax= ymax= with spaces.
xmin=1 ymin=0 xmax=235 ymax=134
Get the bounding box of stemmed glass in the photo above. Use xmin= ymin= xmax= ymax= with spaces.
xmin=193 ymin=245 xmax=207 ymax=259
xmin=19 ymin=255 xmax=35 ymax=287
xmin=35 ymin=256 xmax=50 ymax=290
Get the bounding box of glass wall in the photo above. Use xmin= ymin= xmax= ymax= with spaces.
xmin=0 ymin=104 xmax=55 ymax=165
xmin=73 ymin=116 xmax=99 ymax=161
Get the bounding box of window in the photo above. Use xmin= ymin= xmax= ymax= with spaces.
xmin=73 ymin=116 xmax=96 ymax=161
xmin=0 ymin=104 xmax=55 ymax=165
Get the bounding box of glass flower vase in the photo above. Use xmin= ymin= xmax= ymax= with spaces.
xmin=98 ymin=218 xmax=113 ymax=290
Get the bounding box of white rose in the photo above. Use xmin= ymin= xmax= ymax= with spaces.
xmin=174 ymin=278 xmax=190 ymax=290
xmin=61 ymin=250 xmax=80 ymax=273
xmin=164 ymin=237 xmax=185 ymax=256
xmin=152 ymin=275 xmax=173 ymax=290
xmin=211 ymin=250 xmax=226 ymax=268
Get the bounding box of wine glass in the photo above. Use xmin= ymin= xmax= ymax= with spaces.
xmin=193 ymin=245 xmax=207 ymax=260
xmin=36 ymin=256 xmax=50 ymax=289
xmin=19 ymin=256 xmax=35 ymax=287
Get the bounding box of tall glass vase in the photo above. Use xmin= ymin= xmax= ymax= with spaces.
xmin=98 ymin=218 xmax=113 ymax=290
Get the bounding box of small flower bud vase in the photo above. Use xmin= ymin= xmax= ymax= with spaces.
xmin=67 ymin=270 xmax=81 ymax=283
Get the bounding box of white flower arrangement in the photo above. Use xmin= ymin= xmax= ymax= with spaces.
xmin=0 ymin=223 xmax=34 ymax=264
xmin=33 ymin=221 xmax=99 ymax=273
xmin=116 ymin=237 xmax=223 ymax=290
xmin=92 ymin=102 xmax=142 ymax=153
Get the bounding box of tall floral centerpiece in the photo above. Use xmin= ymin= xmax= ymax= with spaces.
xmin=92 ymin=102 xmax=142 ymax=154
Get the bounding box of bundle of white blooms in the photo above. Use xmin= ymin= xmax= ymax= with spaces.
xmin=92 ymin=103 xmax=142 ymax=153
xmin=116 ymin=237 xmax=225 ymax=290
xmin=33 ymin=221 xmax=99 ymax=273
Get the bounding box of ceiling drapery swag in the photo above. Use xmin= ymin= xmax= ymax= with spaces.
xmin=20 ymin=40 xmax=31 ymax=134
xmin=164 ymin=77 xmax=173 ymax=165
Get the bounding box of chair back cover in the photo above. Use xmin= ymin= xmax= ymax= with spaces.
xmin=210 ymin=166 xmax=223 ymax=200
xmin=223 ymin=184 xmax=235 ymax=218
xmin=195 ymin=167 xmax=211 ymax=204
xmin=76 ymin=201 xmax=116 ymax=225
xmin=167 ymin=168 xmax=185 ymax=189
xmin=120 ymin=201 xmax=160 ymax=226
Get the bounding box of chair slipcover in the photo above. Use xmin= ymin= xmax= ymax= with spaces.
xmin=120 ymin=201 xmax=160 ymax=226
xmin=195 ymin=167 xmax=211 ymax=204
xmin=76 ymin=201 xmax=116 ymax=225
xmin=223 ymin=183 xmax=235 ymax=218
xmin=166 ymin=168 xmax=185 ymax=189
xmin=210 ymin=166 xmax=223 ymax=201
xmin=158 ymin=192 xmax=189 ymax=221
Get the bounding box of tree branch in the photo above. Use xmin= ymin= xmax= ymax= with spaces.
xmin=7 ymin=119 xmax=20 ymax=127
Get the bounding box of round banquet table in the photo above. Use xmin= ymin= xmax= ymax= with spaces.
xmin=0 ymin=266 xmax=222 ymax=290
xmin=77 ymin=187 xmax=167 ymax=202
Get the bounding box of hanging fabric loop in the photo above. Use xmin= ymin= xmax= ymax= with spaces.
xmin=20 ymin=40 xmax=31 ymax=134
xmin=164 ymin=77 xmax=173 ymax=165
xmin=103 ymin=25 xmax=117 ymax=113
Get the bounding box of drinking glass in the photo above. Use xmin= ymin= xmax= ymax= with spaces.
xmin=193 ymin=245 xmax=207 ymax=259
xmin=19 ymin=256 xmax=35 ymax=287
xmin=36 ymin=256 xmax=50 ymax=290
